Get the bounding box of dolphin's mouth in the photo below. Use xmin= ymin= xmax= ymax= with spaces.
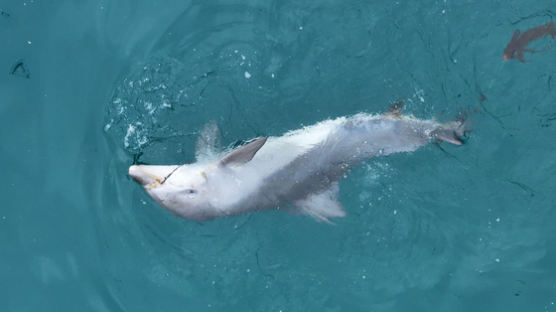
xmin=129 ymin=165 xmax=158 ymax=186
xmin=129 ymin=165 xmax=181 ymax=187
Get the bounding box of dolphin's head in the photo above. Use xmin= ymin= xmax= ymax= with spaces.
xmin=128 ymin=136 xmax=268 ymax=222
xmin=129 ymin=163 xmax=219 ymax=221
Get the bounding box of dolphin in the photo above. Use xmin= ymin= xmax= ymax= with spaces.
xmin=129 ymin=105 xmax=467 ymax=223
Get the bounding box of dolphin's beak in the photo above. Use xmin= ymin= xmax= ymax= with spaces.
xmin=129 ymin=165 xmax=181 ymax=187
xmin=129 ymin=165 xmax=155 ymax=186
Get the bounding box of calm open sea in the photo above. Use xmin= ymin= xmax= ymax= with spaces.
xmin=1 ymin=1 xmax=556 ymax=311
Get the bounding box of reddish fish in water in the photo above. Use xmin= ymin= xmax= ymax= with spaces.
xmin=503 ymin=21 xmax=556 ymax=62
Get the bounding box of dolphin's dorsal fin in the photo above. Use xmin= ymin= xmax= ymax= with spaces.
xmin=387 ymin=100 xmax=404 ymax=117
xmin=219 ymin=137 xmax=267 ymax=166
xmin=195 ymin=121 xmax=221 ymax=161
xmin=294 ymin=183 xmax=346 ymax=223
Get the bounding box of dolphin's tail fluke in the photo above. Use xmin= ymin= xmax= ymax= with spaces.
xmin=432 ymin=112 xmax=470 ymax=145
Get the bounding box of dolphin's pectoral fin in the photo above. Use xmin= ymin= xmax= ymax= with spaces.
xmin=219 ymin=137 xmax=267 ymax=166
xmin=294 ymin=183 xmax=346 ymax=223
xmin=195 ymin=121 xmax=221 ymax=161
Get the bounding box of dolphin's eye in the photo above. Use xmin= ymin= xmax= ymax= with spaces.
xmin=183 ymin=189 xmax=197 ymax=198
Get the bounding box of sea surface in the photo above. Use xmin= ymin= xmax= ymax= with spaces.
xmin=2 ymin=1 xmax=556 ymax=311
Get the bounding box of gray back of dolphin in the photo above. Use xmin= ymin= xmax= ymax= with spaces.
xmin=243 ymin=115 xmax=462 ymax=213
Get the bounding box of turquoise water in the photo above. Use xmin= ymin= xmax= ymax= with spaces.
xmin=2 ymin=0 xmax=556 ymax=311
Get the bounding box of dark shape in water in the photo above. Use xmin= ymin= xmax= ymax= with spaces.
xmin=0 ymin=10 xmax=9 ymax=17
xmin=503 ymin=21 xmax=556 ymax=62
xmin=387 ymin=99 xmax=404 ymax=117
xmin=10 ymin=60 xmax=30 ymax=79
